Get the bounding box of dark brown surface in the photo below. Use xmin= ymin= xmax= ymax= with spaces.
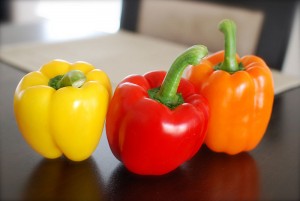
xmin=1 ymin=23 xmax=300 ymax=201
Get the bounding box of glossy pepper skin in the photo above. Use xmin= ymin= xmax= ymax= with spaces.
xmin=106 ymin=45 xmax=209 ymax=175
xmin=186 ymin=20 xmax=274 ymax=155
xmin=14 ymin=60 xmax=111 ymax=161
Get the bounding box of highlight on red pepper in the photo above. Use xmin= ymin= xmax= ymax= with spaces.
xmin=106 ymin=45 xmax=209 ymax=175
xmin=186 ymin=19 xmax=274 ymax=155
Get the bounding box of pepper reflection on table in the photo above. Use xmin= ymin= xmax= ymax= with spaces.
xmin=20 ymin=147 xmax=259 ymax=201
xmin=108 ymin=147 xmax=259 ymax=201
xmin=22 ymin=157 xmax=105 ymax=201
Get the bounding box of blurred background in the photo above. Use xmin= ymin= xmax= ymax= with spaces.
xmin=1 ymin=0 xmax=121 ymax=30
xmin=0 ymin=0 xmax=122 ymax=38
xmin=0 ymin=0 xmax=299 ymax=77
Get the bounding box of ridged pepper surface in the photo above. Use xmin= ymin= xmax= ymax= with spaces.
xmin=14 ymin=60 xmax=111 ymax=161
xmin=106 ymin=45 xmax=209 ymax=175
xmin=186 ymin=20 xmax=274 ymax=155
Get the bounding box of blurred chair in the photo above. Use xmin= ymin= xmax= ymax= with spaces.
xmin=0 ymin=0 xmax=12 ymax=23
xmin=120 ymin=0 xmax=297 ymax=70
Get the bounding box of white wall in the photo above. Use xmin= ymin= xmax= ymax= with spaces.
xmin=10 ymin=0 xmax=122 ymax=33
xmin=11 ymin=1 xmax=43 ymax=24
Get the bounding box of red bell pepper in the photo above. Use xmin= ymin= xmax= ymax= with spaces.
xmin=106 ymin=45 xmax=209 ymax=175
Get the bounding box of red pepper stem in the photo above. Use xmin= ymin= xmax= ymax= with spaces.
xmin=48 ymin=70 xmax=86 ymax=90
xmin=153 ymin=45 xmax=208 ymax=108
xmin=218 ymin=19 xmax=239 ymax=72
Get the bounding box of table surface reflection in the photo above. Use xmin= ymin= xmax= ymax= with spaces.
xmin=0 ymin=23 xmax=300 ymax=201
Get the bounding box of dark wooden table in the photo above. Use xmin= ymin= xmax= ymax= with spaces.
xmin=1 ymin=23 xmax=299 ymax=201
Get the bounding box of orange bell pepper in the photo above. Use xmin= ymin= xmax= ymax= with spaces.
xmin=186 ymin=19 xmax=274 ymax=155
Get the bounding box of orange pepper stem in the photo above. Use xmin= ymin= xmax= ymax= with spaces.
xmin=149 ymin=45 xmax=208 ymax=109
xmin=218 ymin=19 xmax=239 ymax=73
xmin=48 ymin=70 xmax=86 ymax=90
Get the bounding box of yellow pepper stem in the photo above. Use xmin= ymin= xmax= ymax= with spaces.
xmin=49 ymin=70 xmax=86 ymax=90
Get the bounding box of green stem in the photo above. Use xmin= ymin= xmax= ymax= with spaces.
xmin=148 ymin=45 xmax=208 ymax=109
xmin=48 ymin=70 xmax=86 ymax=90
xmin=218 ymin=19 xmax=239 ymax=73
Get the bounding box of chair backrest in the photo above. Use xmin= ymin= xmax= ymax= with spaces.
xmin=121 ymin=0 xmax=297 ymax=70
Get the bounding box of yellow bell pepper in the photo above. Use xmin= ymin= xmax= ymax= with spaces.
xmin=14 ymin=59 xmax=111 ymax=161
